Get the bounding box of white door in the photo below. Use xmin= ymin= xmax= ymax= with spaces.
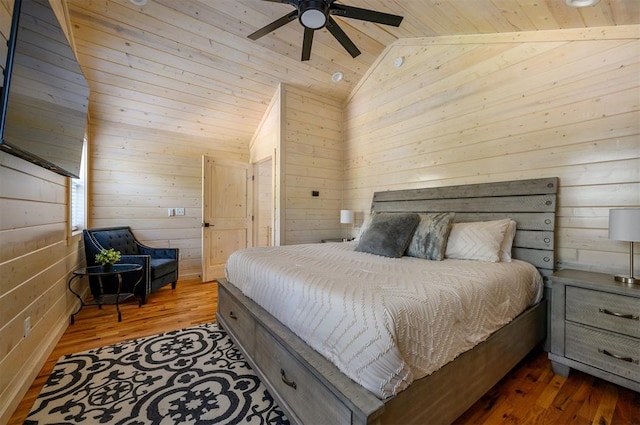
xmin=202 ymin=157 xmax=252 ymax=282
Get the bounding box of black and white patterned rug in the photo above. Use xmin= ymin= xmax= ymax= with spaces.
xmin=26 ymin=322 xmax=289 ymax=424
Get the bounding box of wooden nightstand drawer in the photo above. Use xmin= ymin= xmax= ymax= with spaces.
xmin=550 ymin=269 xmax=640 ymax=391
xmin=566 ymin=286 xmax=640 ymax=338
xmin=565 ymin=323 xmax=640 ymax=382
xmin=254 ymin=324 xmax=351 ymax=425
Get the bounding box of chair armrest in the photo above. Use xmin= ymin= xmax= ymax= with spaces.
xmin=136 ymin=243 xmax=179 ymax=259
xmin=119 ymin=255 xmax=152 ymax=294
xmin=119 ymin=254 xmax=151 ymax=269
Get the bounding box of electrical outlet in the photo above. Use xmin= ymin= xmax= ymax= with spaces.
xmin=24 ymin=316 xmax=31 ymax=338
xmin=175 ymin=207 xmax=185 ymax=216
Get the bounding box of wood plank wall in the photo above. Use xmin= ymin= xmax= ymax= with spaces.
xmin=0 ymin=1 xmax=88 ymax=421
xmin=250 ymin=86 xmax=282 ymax=245
xmin=88 ymin=121 xmax=248 ymax=279
xmin=343 ymin=26 xmax=640 ymax=275
xmin=250 ymin=84 xmax=344 ymax=245
xmin=282 ymin=85 xmax=343 ymax=244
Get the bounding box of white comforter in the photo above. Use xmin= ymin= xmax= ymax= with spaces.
xmin=225 ymin=242 xmax=543 ymax=399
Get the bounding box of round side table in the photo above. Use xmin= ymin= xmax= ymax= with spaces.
xmin=68 ymin=264 xmax=143 ymax=324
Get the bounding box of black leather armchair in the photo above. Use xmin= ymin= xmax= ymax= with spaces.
xmin=83 ymin=226 xmax=178 ymax=304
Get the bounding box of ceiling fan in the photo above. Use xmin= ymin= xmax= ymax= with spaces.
xmin=248 ymin=0 xmax=403 ymax=61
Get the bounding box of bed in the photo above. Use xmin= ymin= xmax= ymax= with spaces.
xmin=217 ymin=177 xmax=558 ymax=425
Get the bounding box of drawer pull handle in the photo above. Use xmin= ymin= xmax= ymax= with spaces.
xmin=280 ymin=369 xmax=297 ymax=389
xmin=598 ymin=308 xmax=639 ymax=321
xmin=598 ymin=349 xmax=639 ymax=365
xmin=229 ymin=311 xmax=238 ymax=320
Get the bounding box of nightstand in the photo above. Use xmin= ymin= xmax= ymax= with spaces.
xmin=548 ymin=269 xmax=639 ymax=392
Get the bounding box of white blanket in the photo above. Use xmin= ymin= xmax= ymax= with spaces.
xmin=225 ymin=242 xmax=543 ymax=399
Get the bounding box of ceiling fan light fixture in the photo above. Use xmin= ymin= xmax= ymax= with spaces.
xmin=299 ymin=0 xmax=329 ymax=29
xmin=565 ymin=0 xmax=600 ymax=7
xmin=249 ymin=0 xmax=403 ymax=61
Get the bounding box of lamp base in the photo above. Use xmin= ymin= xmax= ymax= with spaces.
xmin=614 ymin=275 xmax=638 ymax=285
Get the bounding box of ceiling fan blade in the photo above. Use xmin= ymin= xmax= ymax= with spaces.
xmin=248 ymin=10 xmax=298 ymax=40
xmin=330 ymin=4 xmax=403 ymax=27
xmin=325 ymin=16 xmax=361 ymax=58
xmin=262 ymin=0 xmax=300 ymax=4
xmin=301 ymin=27 xmax=314 ymax=61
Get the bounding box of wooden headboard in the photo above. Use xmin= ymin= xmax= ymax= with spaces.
xmin=370 ymin=177 xmax=558 ymax=278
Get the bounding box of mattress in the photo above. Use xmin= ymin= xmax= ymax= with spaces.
xmin=225 ymin=241 xmax=543 ymax=399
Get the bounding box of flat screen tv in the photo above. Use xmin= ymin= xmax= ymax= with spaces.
xmin=0 ymin=0 xmax=89 ymax=178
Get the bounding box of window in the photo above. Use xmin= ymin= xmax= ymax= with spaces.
xmin=70 ymin=137 xmax=87 ymax=235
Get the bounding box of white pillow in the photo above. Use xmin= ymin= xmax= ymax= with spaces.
xmin=499 ymin=220 xmax=517 ymax=262
xmin=445 ymin=218 xmax=511 ymax=262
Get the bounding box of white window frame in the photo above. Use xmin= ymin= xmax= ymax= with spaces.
xmin=69 ymin=136 xmax=87 ymax=239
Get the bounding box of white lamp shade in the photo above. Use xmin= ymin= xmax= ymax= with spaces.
xmin=340 ymin=210 xmax=354 ymax=224
xmin=608 ymin=208 xmax=640 ymax=242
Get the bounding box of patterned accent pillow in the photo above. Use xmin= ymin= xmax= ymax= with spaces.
xmin=406 ymin=212 xmax=456 ymax=260
xmin=445 ymin=218 xmax=511 ymax=262
xmin=355 ymin=213 xmax=420 ymax=258
xmin=499 ymin=220 xmax=517 ymax=262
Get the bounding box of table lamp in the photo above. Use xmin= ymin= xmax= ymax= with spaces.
xmin=340 ymin=210 xmax=354 ymax=241
xmin=608 ymin=208 xmax=640 ymax=284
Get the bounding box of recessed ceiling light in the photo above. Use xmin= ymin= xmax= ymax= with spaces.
xmin=331 ymin=71 xmax=343 ymax=83
xmin=394 ymin=56 xmax=405 ymax=68
xmin=130 ymin=0 xmax=147 ymax=6
xmin=565 ymin=0 xmax=600 ymax=7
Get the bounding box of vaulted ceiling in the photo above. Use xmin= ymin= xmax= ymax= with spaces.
xmin=65 ymin=0 xmax=639 ymax=145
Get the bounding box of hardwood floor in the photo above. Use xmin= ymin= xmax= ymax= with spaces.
xmin=9 ymin=278 xmax=639 ymax=425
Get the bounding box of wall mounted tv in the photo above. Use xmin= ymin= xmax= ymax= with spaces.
xmin=1 ymin=0 xmax=89 ymax=178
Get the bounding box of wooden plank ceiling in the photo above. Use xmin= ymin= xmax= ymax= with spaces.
xmin=65 ymin=0 xmax=639 ymax=145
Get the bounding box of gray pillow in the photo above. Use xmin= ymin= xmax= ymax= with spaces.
xmin=405 ymin=212 xmax=456 ymax=260
xmin=355 ymin=213 xmax=420 ymax=258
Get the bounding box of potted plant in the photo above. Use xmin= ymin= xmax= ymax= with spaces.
xmin=95 ymin=248 xmax=121 ymax=270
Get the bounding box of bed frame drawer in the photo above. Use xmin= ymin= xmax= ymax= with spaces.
xmin=254 ymin=324 xmax=352 ymax=425
xmin=566 ymin=286 xmax=640 ymax=338
xmin=218 ymin=284 xmax=255 ymax=353
xmin=565 ymin=322 xmax=640 ymax=382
